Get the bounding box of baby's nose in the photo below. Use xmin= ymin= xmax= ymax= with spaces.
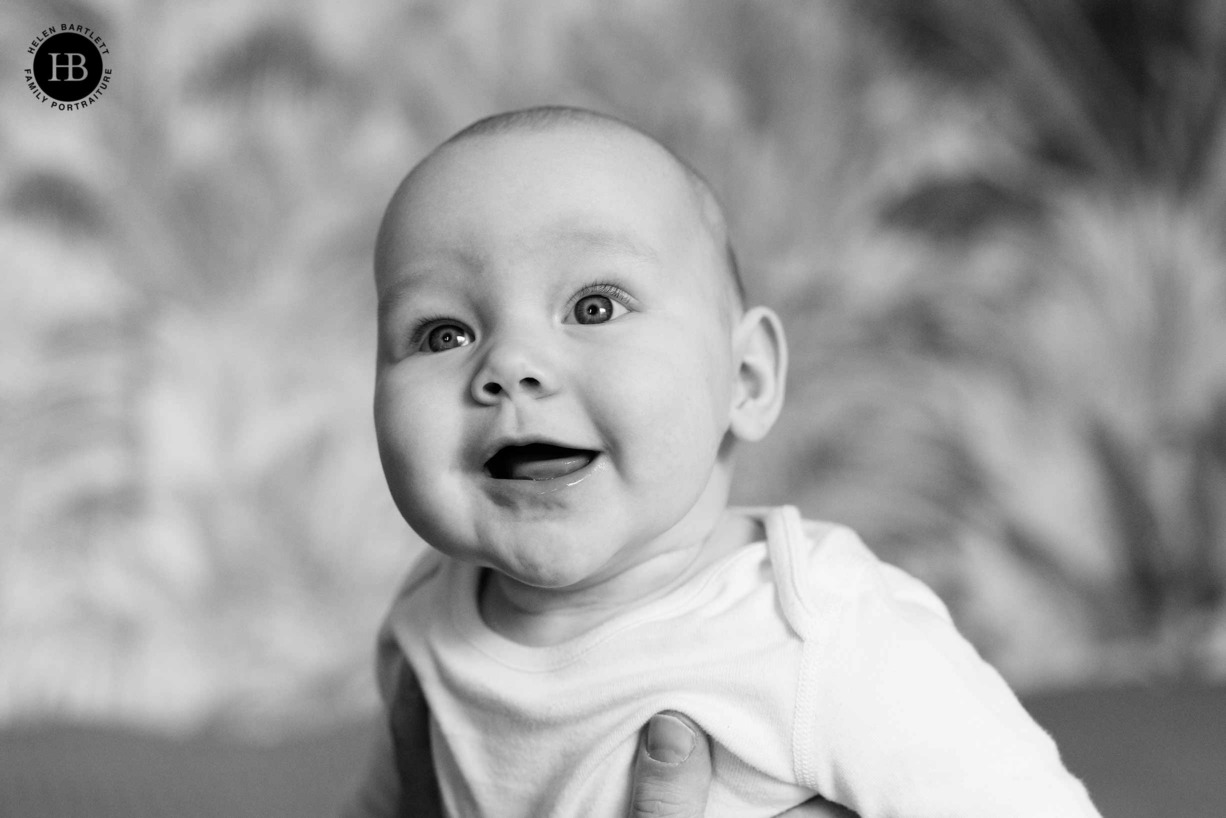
xmin=470 ymin=337 xmax=557 ymax=404
xmin=479 ymin=374 xmax=544 ymax=398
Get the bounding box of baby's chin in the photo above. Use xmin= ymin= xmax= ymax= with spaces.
xmin=422 ymin=497 xmax=719 ymax=594
xmin=482 ymin=537 xmax=616 ymax=592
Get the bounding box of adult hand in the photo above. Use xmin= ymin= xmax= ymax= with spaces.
xmin=630 ymin=712 xmax=859 ymax=818
xmin=628 ymin=712 xmax=711 ymax=817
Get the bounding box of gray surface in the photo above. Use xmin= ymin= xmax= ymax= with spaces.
xmin=1027 ymin=684 xmax=1226 ymax=818
xmin=0 ymin=718 xmax=372 ymax=818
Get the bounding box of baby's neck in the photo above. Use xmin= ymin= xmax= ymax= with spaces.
xmin=478 ymin=510 xmax=760 ymax=646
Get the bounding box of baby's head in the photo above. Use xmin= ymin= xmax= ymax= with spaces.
xmin=373 ymin=107 xmax=786 ymax=592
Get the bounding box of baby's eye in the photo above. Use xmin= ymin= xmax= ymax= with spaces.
xmin=571 ymin=294 xmax=628 ymax=325
xmin=422 ymin=323 xmax=472 ymax=353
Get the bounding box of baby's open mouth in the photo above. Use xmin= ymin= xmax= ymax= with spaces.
xmin=485 ymin=443 xmax=599 ymax=481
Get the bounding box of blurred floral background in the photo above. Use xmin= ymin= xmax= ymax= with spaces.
xmin=3 ymin=0 xmax=1225 ymax=738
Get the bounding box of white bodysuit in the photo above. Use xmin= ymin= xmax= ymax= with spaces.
xmin=354 ymin=506 xmax=1101 ymax=817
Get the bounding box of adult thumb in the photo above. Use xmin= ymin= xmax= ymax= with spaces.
xmin=628 ymin=712 xmax=712 ymax=818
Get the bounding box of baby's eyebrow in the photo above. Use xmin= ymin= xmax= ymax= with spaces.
xmin=376 ymin=278 xmax=422 ymax=324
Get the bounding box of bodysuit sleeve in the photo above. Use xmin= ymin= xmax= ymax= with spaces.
xmin=786 ymin=523 xmax=1102 ymax=818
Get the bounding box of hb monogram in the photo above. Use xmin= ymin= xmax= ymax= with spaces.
xmin=27 ymin=27 xmax=110 ymax=107
xmin=47 ymin=53 xmax=89 ymax=81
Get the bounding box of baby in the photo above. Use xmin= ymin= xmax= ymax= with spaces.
xmin=355 ymin=106 xmax=1101 ymax=817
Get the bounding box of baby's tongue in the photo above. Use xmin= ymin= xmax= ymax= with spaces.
xmin=502 ymin=444 xmax=594 ymax=480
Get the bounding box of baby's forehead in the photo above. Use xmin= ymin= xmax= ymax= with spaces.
xmin=386 ymin=129 xmax=687 ymax=245
xmin=425 ymin=124 xmax=695 ymax=205
xmin=377 ymin=123 xmax=740 ymax=311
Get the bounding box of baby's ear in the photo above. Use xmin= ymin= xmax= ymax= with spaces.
xmin=729 ymin=305 xmax=787 ymax=442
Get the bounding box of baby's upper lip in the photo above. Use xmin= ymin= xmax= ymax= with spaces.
xmin=478 ymin=435 xmax=598 ymax=466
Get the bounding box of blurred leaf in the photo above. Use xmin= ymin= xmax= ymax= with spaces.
xmin=855 ymin=0 xmax=1226 ymax=189
xmin=6 ymin=173 xmax=107 ymax=236
xmin=880 ymin=175 xmax=1044 ymax=239
xmin=195 ymin=25 xmax=333 ymax=98
xmin=1088 ymin=418 xmax=1171 ymax=627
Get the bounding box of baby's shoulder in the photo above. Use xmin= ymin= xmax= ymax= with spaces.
xmin=760 ymin=506 xmax=952 ymax=639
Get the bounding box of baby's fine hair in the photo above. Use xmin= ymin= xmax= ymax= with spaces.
xmin=439 ymin=106 xmax=746 ymax=308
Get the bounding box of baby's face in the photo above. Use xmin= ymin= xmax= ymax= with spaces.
xmin=374 ymin=126 xmax=738 ymax=591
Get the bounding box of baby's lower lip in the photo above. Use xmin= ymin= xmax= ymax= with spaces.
xmin=485 ymin=444 xmax=600 ymax=481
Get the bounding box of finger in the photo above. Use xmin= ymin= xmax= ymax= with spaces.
xmin=629 ymin=711 xmax=713 ymax=818
xmin=776 ymin=794 xmax=859 ymax=818
xmin=388 ymin=660 xmax=444 ymax=818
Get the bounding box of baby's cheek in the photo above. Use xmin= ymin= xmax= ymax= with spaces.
xmin=375 ymin=383 xmax=444 ymax=489
xmin=616 ymin=370 xmax=721 ymax=471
